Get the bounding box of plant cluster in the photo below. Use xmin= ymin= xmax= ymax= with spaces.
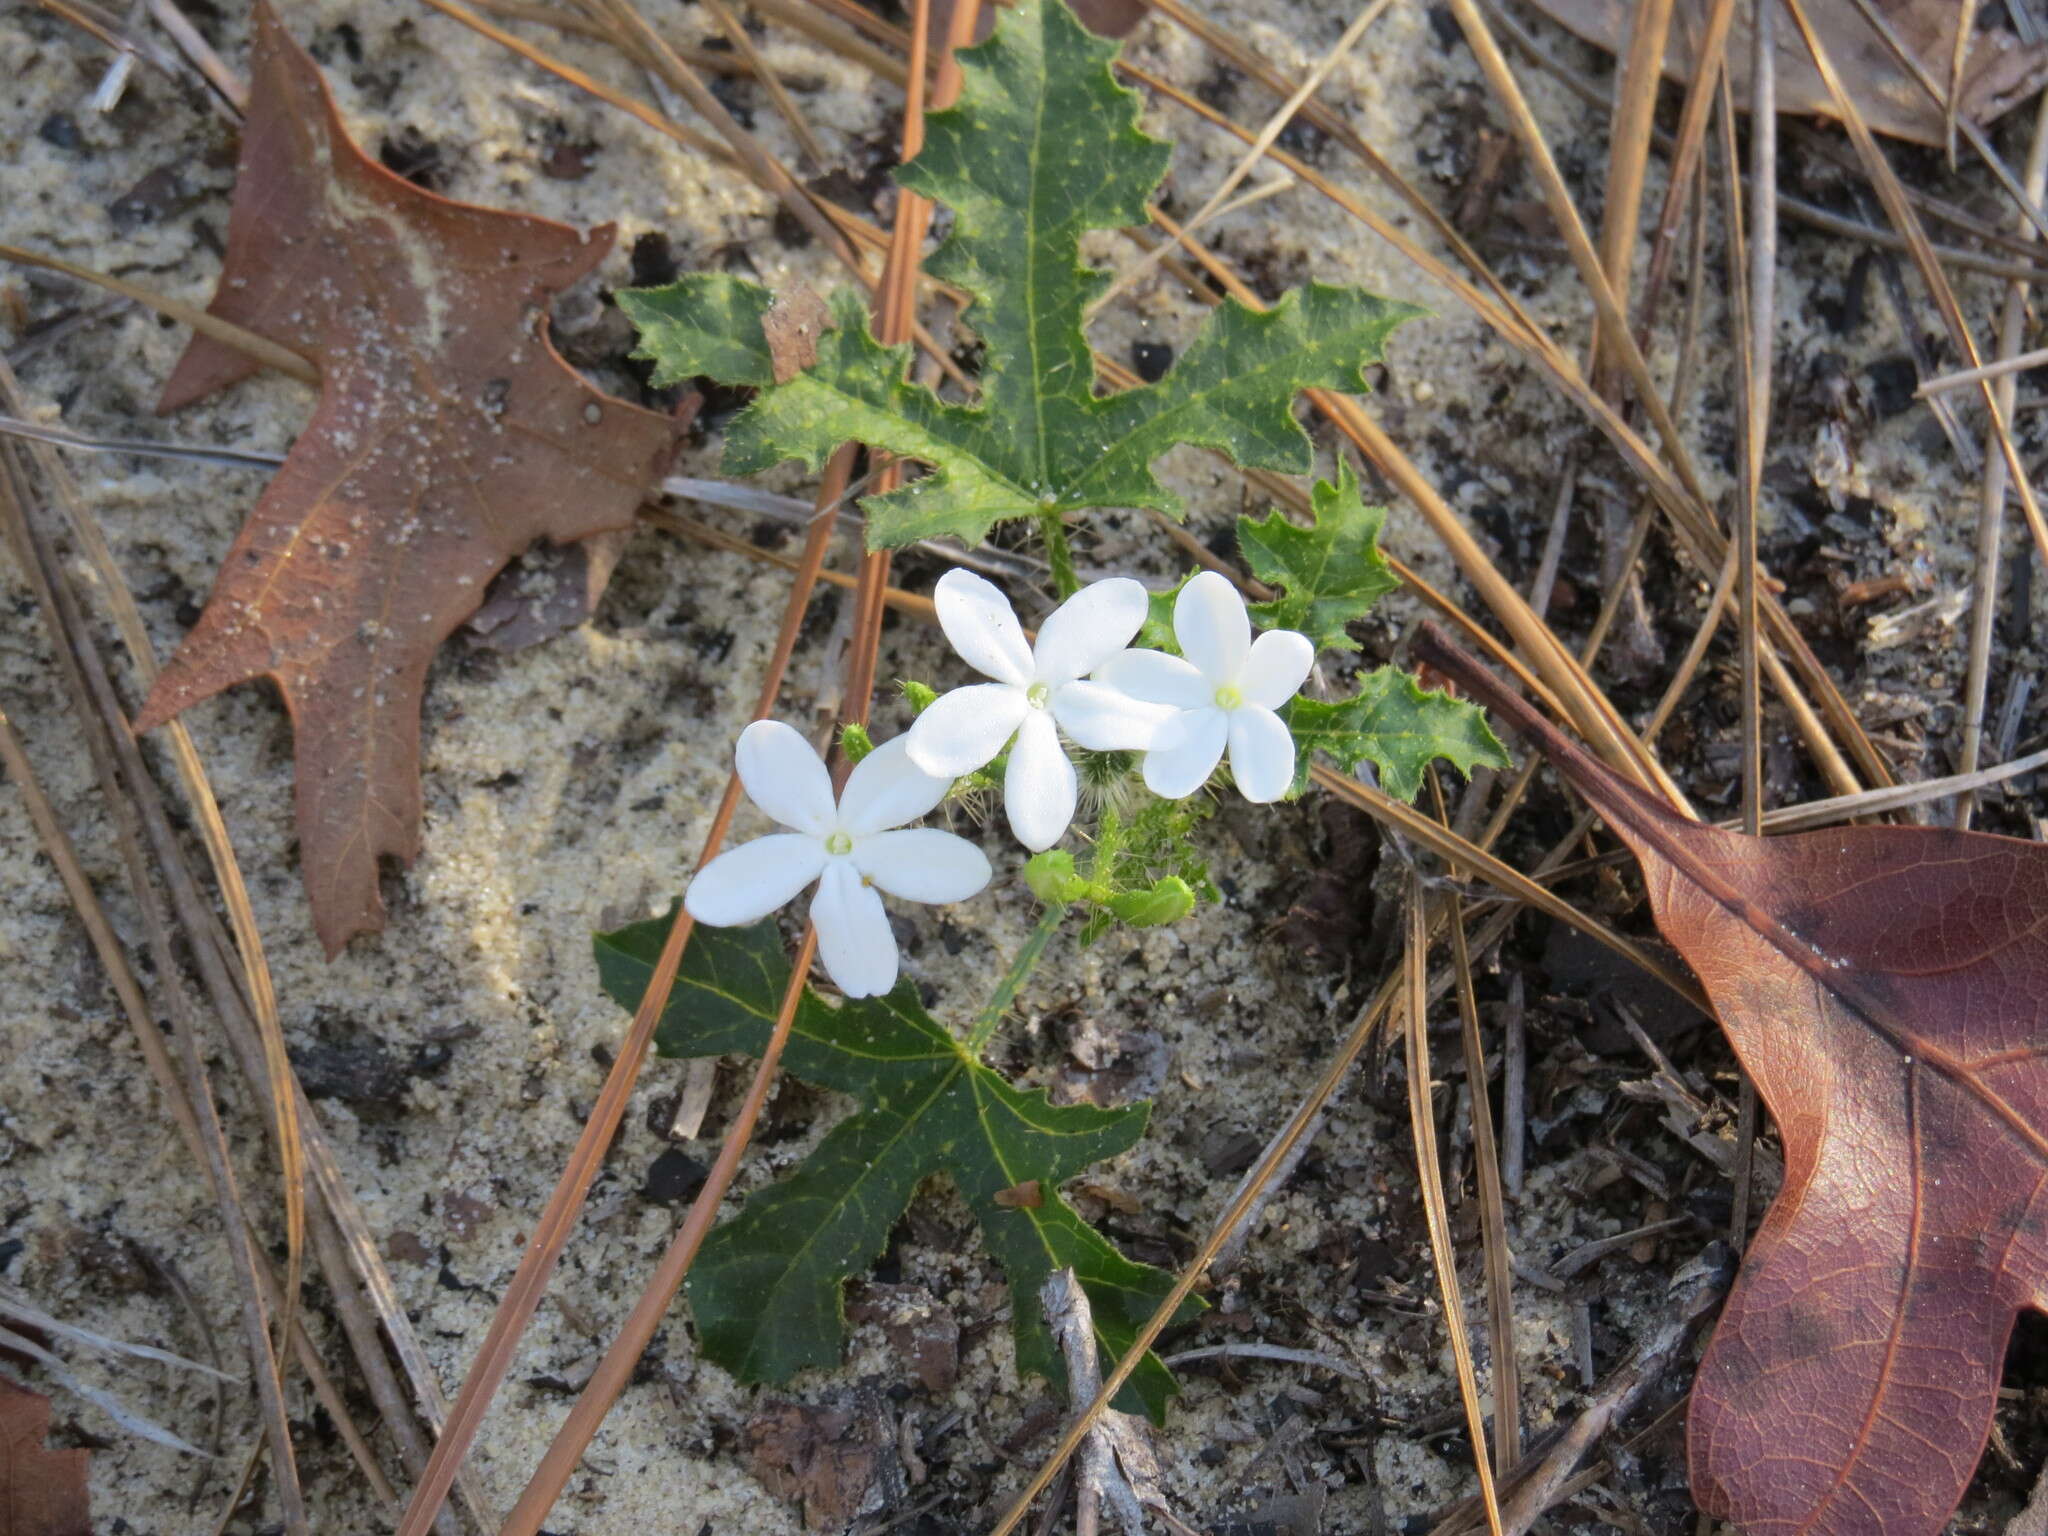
xmin=611 ymin=0 xmax=1505 ymax=1406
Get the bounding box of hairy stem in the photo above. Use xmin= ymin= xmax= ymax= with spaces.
xmin=1039 ymin=508 xmax=1080 ymax=597
xmin=968 ymin=901 xmax=1067 ymax=1056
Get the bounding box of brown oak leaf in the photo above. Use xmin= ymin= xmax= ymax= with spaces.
xmin=1416 ymin=622 xmax=2048 ymax=1536
xmin=0 ymin=1376 xmax=89 ymax=1536
xmin=1521 ymin=0 xmax=2048 ymax=147
xmin=138 ymin=0 xmax=681 ymax=954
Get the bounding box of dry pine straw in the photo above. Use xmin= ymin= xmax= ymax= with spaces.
xmin=1 ymin=0 xmax=2045 ymax=1531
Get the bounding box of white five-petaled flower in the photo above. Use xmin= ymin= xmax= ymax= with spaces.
xmin=1097 ymin=570 xmax=1313 ymax=804
xmin=685 ymin=720 xmax=991 ymax=998
xmin=907 ymin=569 xmax=1171 ymax=851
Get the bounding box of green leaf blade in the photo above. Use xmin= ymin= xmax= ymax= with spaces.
xmin=620 ymin=0 xmax=1425 ymax=553
xmin=1240 ymin=462 xmax=1400 ymax=652
xmin=1066 ymin=285 xmax=1424 ymax=518
xmin=690 ymin=1105 xmax=940 ymax=1383
xmin=594 ymin=916 xmax=947 ymax=1098
xmin=1287 ymin=665 xmax=1510 ymax=801
xmin=593 ymin=913 xmax=1196 ymax=1416
xmin=953 ymin=1070 xmax=1194 ymax=1419
xmin=901 ymin=0 xmax=1168 ymax=443
xmin=619 ymin=275 xmax=777 ymax=389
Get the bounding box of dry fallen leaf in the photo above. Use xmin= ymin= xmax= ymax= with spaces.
xmin=0 ymin=1376 xmax=89 ymax=1536
xmin=992 ymin=1179 xmax=1045 ymax=1209
xmin=742 ymin=1395 xmax=899 ymax=1531
xmin=1524 ymin=0 xmax=2048 ymax=146
xmin=761 ymin=286 xmax=831 ymax=385
xmin=138 ymin=0 xmax=681 ymax=954
xmin=1417 ymin=621 xmax=2048 ymax=1536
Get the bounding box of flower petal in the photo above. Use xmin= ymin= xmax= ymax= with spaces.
xmin=734 ymin=719 xmax=835 ymax=835
xmin=854 ymin=828 xmax=992 ymax=904
xmin=1141 ymin=707 xmax=1229 ymax=799
xmin=935 ymin=568 xmax=1034 ymax=686
xmin=1094 ymin=648 xmax=1211 ymax=710
xmin=1174 ymin=571 xmax=1250 ymax=685
xmin=906 ymin=683 xmax=1028 ymax=777
xmin=810 ymin=860 xmax=898 ymax=998
xmin=1032 ymin=577 xmax=1150 ymax=683
xmin=1004 ymin=709 xmax=1078 ymax=851
xmin=684 ymin=834 xmax=826 ymax=926
xmin=1240 ymin=628 xmax=1316 ymax=710
xmin=1227 ymin=706 xmax=1298 ymax=803
xmin=838 ymin=733 xmax=952 ymax=836
xmin=1051 ymin=679 xmax=1174 ymax=752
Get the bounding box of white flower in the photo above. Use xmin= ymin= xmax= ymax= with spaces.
xmin=685 ymin=720 xmax=991 ymax=998
xmin=1096 ymin=570 xmax=1313 ymax=804
xmin=907 ymin=569 xmax=1170 ymax=851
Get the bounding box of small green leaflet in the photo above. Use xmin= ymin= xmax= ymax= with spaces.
xmin=1134 ymin=573 xmax=1192 ymax=655
xmin=625 ymin=275 xmax=777 ymax=390
xmin=1239 ymin=464 xmax=1398 ymax=653
xmin=620 ymin=0 xmax=1419 ymax=551
xmin=1286 ymin=667 xmax=1508 ymax=801
xmin=594 ymin=914 xmax=1198 ymax=1419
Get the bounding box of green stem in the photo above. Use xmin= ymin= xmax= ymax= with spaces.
xmin=1038 ymin=508 xmax=1080 ymax=598
xmin=967 ymin=902 xmax=1067 ymax=1056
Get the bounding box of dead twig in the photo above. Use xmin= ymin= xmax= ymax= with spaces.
xmin=1042 ymin=1269 xmax=1188 ymax=1536
xmin=1492 ymin=1245 xmax=1732 ymax=1536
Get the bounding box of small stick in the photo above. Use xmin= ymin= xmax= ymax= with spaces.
xmin=669 ymin=1059 xmax=719 ymax=1141
xmin=86 ymin=0 xmax=146 ymax=112
xmin=1041 ymin=1270 xmax=1183 ymax=1536
xmin=144 ymin=0 xmax=247 ymax=111
xmin=1501 ymin=974 xmax=1526 ymax=1196
xmin=0 ymin=243 xmax=314 ymax=384
xmin=1493 ymin=1246 xmax=1732 ymax=1536
xmin=1525 ymin=447 xmax=1579 ymax=621
xmin=1956 ymin=7 xmax=2048 ymax=827
xmin=1429 ymin=771 xmax=1519 ymax=1468
xmin=1212 ymin=1103 xmax=1329 ymax=1272
xmin=1092 ymin=0 xmax=1395 ymax=315
xmin=1404 ymin=885 xmax=1504 ymax=1536
xmin=1919 ymin=344 xmax=2048 ymax=399
xmin=1042 ymin=1271 xmax=1110 ymax=1536
xmin=1162 ymin=1343 xmax=1370 ymax=1382
xmin=1723 ymin=0 xmax=1778 ymax=1252
xmin=699 ymin=0 xmax=831 ymax=170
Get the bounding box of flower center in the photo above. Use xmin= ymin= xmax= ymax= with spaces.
xmin=1025 ymin=681 xmax=1052 ymax=709
xmin=824 ymin=830 xmax=854 ymax=856
xmin=1213 ymin=683 xmax=1243 ymax=711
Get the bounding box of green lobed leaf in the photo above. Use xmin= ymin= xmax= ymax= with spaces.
xmin=1238 ymin=464 xmax=1399 ymax=653
xmin=593 ymin=914 xmax=1199 ymax=1419
xmin=621 ymin=0 xmax=1421 ymax=551
xmin=1285 ymin=666 xmax=1510 ymax=801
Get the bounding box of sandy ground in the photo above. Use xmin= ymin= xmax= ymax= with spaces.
xmin=3 ymin=0 xmax=2043 ymax=1532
